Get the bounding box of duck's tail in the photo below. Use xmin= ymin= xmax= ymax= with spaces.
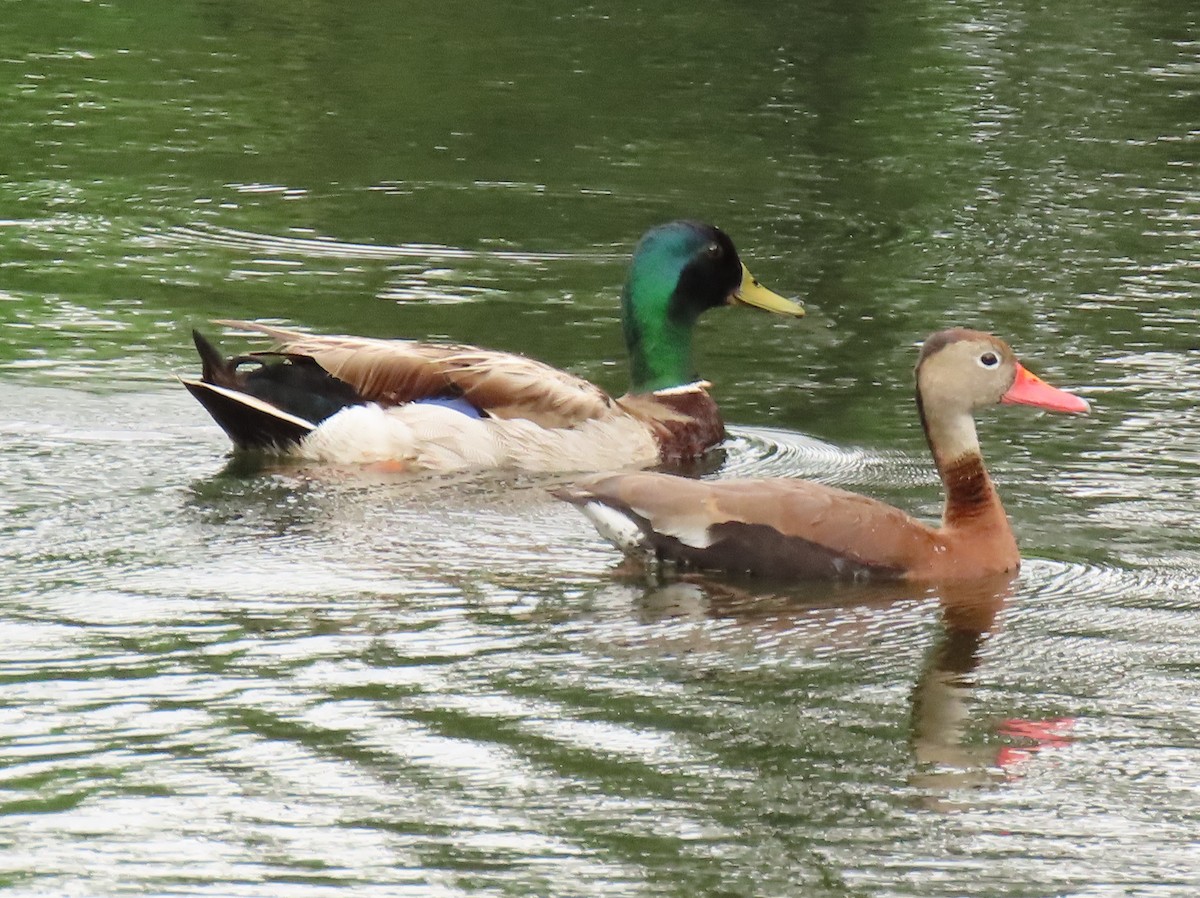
xmin=192 ymin=328 xmax=240 ymax=388
xmin=182 ymin=329 xmax=363 ymax=452
xmin=181 ymin=376 xmax=319 ymax=451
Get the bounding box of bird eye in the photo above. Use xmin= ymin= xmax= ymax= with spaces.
xmin=705 ymin=242 xmax=722 ymax=259
xmin=979 ymin=352 xmax=1000 ymax=368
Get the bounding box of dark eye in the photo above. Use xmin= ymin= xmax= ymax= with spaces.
xmin=705 ymin=242 xmax=722 ymax=259
xmin=979 ymin=352 xmax=1000 ymax=369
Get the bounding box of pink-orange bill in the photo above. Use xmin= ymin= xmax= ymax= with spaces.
xmin=1001 ymin=363 xmax=1090 ymax=414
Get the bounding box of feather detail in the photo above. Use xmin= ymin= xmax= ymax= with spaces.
xmin=296 ymin=403 xmax=660 ymax=472
xmin=616 ymin=386 xmax=725 ymax=461
xmin=564 ymin=474 xmax=936 ymax=577
xmin=214 ymin=319 xmax=613 ymax=428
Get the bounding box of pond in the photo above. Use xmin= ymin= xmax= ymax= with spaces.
xmin=1 ymin=1 xmax=1198 ymax=895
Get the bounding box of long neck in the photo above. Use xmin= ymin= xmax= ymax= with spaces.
xmin=622 ymin=281 xmax=698 ymax=394
xmin=916 ymin=390 xmax=1005 ymax=529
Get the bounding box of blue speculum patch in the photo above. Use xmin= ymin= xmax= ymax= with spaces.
xmin=414 ymin=396 xmax=485 ymax=418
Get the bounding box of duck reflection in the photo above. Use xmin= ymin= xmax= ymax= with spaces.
xmin=626 ymin=571 xmax=1074 ymax=810
xmin=911 ymin=575 xmax=1076 ymax=808
xmin=908 ymin=575 xmax=1012 ymax=804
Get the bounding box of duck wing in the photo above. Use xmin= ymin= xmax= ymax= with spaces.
xmin=558 ymin=473 xmax=938 ymax=580
xmin=214 ymin=320 xmax=615 ymax=429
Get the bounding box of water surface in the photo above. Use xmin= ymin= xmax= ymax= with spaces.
xmin=1 ymin=1 xmax=1199 ymax=895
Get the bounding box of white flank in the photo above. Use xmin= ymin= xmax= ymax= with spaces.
xmin=579 ymin=502 xmax=648 ymax=555
xmin=638 ymin=510 xmax=713 ymax=549
xmin=633 ymin=501 xmax=715 ymax=549
xmin=295 ymin=402 xmax=660 ymax=472
xmin=297 ymin=404 xmax=423 ymax=465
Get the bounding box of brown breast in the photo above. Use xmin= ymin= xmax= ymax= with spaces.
xmin=919 ymin=454 xmax=1020 ymax=580
xmin=616 ymin=388 xmax=725 ymax=463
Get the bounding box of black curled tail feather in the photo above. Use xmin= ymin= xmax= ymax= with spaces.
xmin=189 ymin=328 xmax=366 ymax=424
xmin=193 ymin=329 xmax=239 ymax=388
xmin=186 ymin=328 xmax=366 ymax=452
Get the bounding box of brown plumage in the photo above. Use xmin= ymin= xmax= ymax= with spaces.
xmin=558 ymin=328 xmax=1090 ymax=582
xmin=211 ymin=320 xmax=616 ymax=429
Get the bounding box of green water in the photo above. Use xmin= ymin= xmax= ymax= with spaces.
xmin=1 ymin=1 xmax=1198 ymax=895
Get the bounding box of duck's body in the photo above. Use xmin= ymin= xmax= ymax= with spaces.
xmin=182 ymin=221 xmax=803 ymax=472
xmin=186 ymin=330 xmax=719 ymax=470
xmin=558 ymin=329 xmax=1089 ymax=583
xmin=559 ymin=466 xmax=1017 ymax=582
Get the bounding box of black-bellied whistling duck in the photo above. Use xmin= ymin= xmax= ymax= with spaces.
xmin=180 ymin=221 xmax=803 ymax=472
xmin=556 ymin=328 xmax=1089 ymax=582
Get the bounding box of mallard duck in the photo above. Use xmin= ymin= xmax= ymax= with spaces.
xmin=182 ymin=220 xmax=804 ymax=472
xmin=557 ymin=328 xmax=1089 ymax=582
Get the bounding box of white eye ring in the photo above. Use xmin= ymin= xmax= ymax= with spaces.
xmin=978 ymin=351 xmax=1000 ymax=369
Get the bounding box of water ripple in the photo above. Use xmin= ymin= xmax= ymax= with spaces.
xmin=143 ymin=224 xmax=622 ymax=265
xmin=1023 ymin=559 xmax=1200 ymax=615
xmin=721 ymin=425 xmax=926 ymax=488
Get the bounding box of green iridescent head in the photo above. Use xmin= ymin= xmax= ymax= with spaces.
xmin=620 ymin=220 xmax=803 ymax=393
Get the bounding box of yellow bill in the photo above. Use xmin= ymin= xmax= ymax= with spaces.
xmin=728 ymin=263 xmax=805 ymax=316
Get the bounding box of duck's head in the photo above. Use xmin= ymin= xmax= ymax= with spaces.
xmin=621 ymin=221 xmax=803 ymax=393
xmin=916 ymin=328 xmax=1089 ymax=421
